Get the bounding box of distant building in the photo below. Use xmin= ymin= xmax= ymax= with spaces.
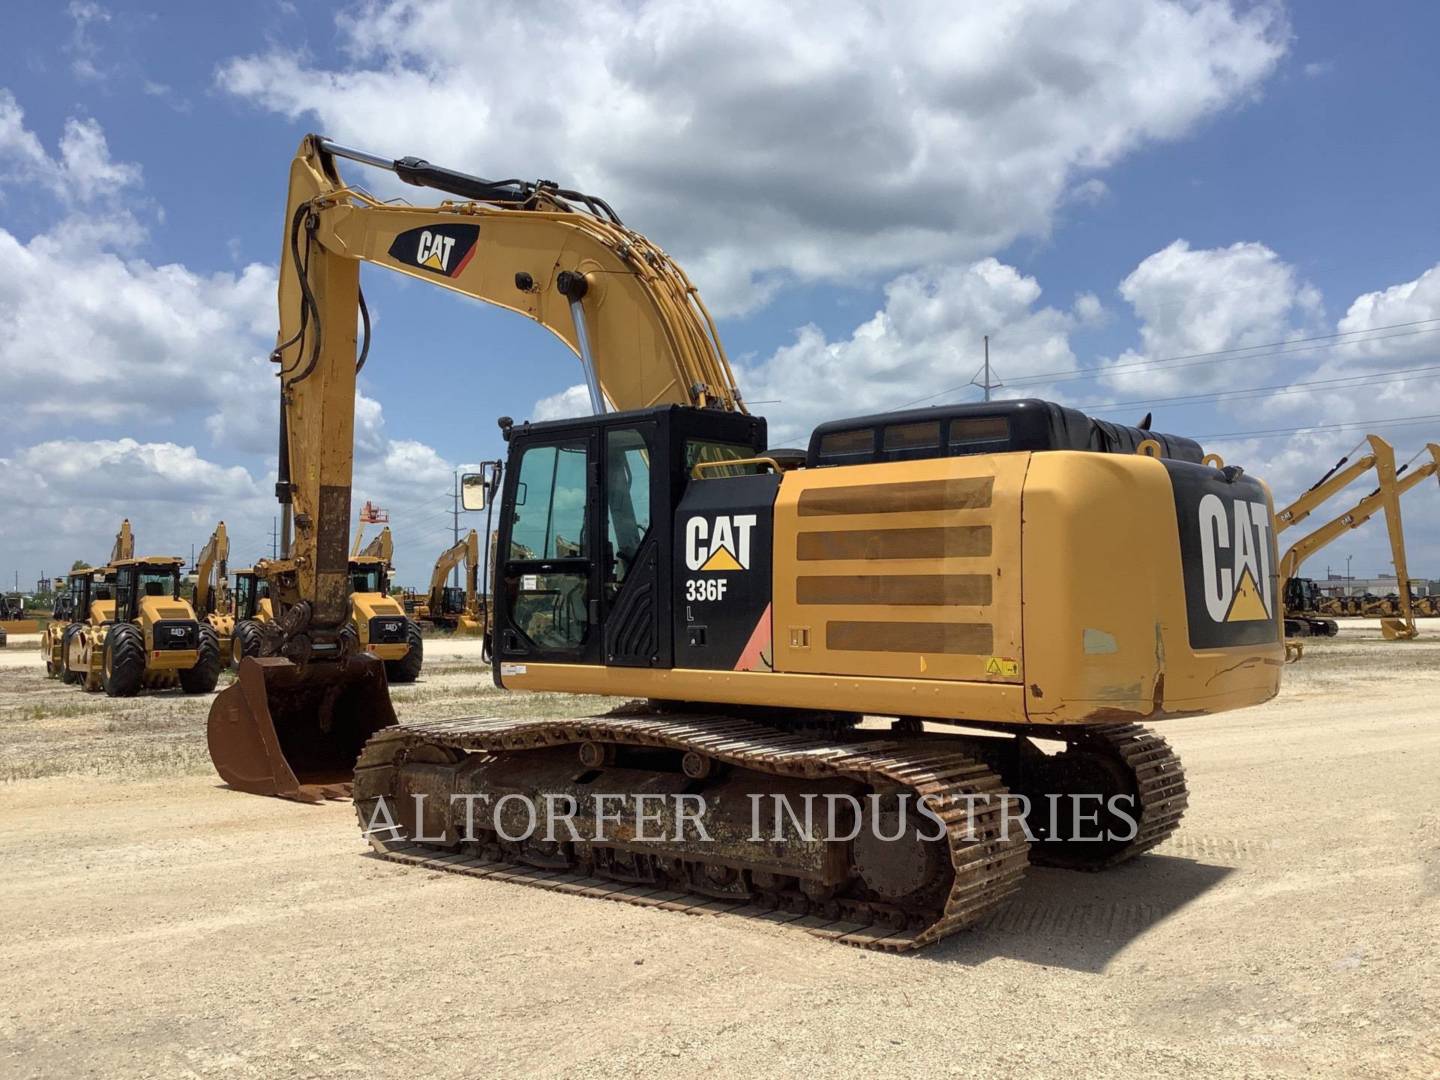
xmin=1318 ymin=572 xmax=1433 ymax=597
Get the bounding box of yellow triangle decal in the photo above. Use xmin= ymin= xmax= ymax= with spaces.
xmin=1226 ymin=567 xmax=1269 ymax=622
xmin=700 ymin=546 xmax=743 ymax=572
xmin=421 ymin=252 xmax=444 ymax=270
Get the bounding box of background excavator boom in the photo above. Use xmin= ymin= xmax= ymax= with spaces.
xmin=1279 ymin=441 xmax=1440 ymax=640
xmin=193 ymin=521 xmax=229 ymax=616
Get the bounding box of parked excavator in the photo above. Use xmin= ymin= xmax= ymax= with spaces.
xmin=206 ymin=136 xmax=1284 ymax=950
xmin=1278 ymin=441 xmax=1440 ymax=641
xmin=413 ymin=529 xmax=487 ymax=635
xmin=191 ymin=522 xmax=234 ymax=662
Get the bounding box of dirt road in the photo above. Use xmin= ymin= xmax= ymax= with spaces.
xmin=2 ymin=629 xmax=1438 ymax=1078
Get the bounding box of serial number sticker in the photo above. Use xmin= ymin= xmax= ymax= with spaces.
xmin=984 ymin=656 xmax=1021 ymax=677
xmin=501 ymin=663 xmax=527 ymax=677
xmin=520 ymin=574 xmax=539 ymax=590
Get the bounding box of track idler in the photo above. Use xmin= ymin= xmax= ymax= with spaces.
xmin=207 ymin=655 xmax=398 ymax=802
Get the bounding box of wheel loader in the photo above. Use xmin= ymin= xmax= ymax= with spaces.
xmin=41 ymin=568 xmax=100 ymax=678
xmin=205 ymin=136 xmax=1286 ymax=950
xmin=230 ymin=549 xmax=422 ymax=684
xmin=229 ymin=566 xmax=274 ymax=664
xmin=60 ymin=525 xmax=223 ymax=696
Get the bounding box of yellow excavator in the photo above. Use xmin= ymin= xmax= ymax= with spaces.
xmin=206 ymin=136 xmax=1283 ymax=949
xmin=1278 ymin=441 xmax=1440 ymax=641
xmin=413 ymin=529 xmax=486 ymax=635
xmin=192 ymin=522 xmax=234 ymax=662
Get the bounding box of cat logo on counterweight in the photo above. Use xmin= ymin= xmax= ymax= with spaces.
xmin=1197 ymin=493 xmax=1273 ymax=624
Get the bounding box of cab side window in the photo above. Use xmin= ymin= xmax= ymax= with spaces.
xmin=506 ymin=439 xmax=592 ymax=652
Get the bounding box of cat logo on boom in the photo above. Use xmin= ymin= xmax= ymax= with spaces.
xmin=387 ymin=223 xmax=480 ymax=279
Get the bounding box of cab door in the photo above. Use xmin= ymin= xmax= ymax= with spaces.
xmin=495 ymin=433 xmax=601 ymax=664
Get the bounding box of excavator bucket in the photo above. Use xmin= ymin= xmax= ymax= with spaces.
xmin=207 ymin=655 xmax=397 ymax=802
xmin=1379 ymin=618 xmax=1419 ymax=641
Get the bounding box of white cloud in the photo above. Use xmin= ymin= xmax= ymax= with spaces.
xmin=0 ymin=90 xmax=139 ymax=200
xmin=734 ymin=259 xmax=1077 ymax=444
xmin=218 ymin=0 xmax=1286 ymax=315
xmin=0 ymin=438 xmax=271 ymax=572
xmin=532 ymin=384 xmax=592 ymax=423
xmin=1067 ymin=178 xmax=1111 ymax=207
xmin=0 ymin=218 xmax=277 ymax=432
xmin=1336 ymin=263 xmax=1440 ymax=359
xmin=65 ymin=1 xmax=111 ymax=83
xmin=1102 ymin=239 xmax=1323 ymax=395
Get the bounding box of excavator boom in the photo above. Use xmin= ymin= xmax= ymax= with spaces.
xmin=1279 ymin=441 xmax=1440 ymax=640
xmin=209 ymin=134 xmax=744 ymax=800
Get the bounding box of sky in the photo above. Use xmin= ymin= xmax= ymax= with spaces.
xmin=2 ymin=0 xmax=1439 ymax=591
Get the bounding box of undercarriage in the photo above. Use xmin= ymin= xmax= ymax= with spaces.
xmin=354 ymin=708 xmax=1186 ymax=951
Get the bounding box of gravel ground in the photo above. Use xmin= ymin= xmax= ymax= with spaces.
xmin=1 ymin=626 xmax=1438 ymax=1079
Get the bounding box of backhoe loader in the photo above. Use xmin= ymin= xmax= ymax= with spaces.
xmin=206 ymin=136 xmax=1284 ymax=950
xmin=414 ymin=529 xmax=486 ymax=635
xmin=1278 ymin=442 xmax=1440 ymax=641
xmin=192 ymin=522 xmax=233 ymax=662
xmin=62 ymin=522 xmax=223 ymax=696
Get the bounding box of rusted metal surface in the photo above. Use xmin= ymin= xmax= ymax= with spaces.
xmin=207 ymin=654 xmax=397 ymax=802
xmin=353 ymin=710 xmax=1032 ymax=951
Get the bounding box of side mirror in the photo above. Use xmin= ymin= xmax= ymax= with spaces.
xmin=461 ymin=463 xmax=501 ymax=512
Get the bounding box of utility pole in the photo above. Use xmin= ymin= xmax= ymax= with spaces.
xmin=271 ymin=517 xmax=278 ymax=559
xmin=969 ymin=334 xmax=1002 ymax=402
xmin=1346 ymin=554 xmax=1353 ymax=595
xmin=452 ymin=470 xmax=462 ymax=588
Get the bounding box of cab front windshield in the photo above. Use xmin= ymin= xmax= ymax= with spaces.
xmin=136 ymin=569 xmax=179 ymax=599
xmin=349 ymin=567 xmax=385 ymax=594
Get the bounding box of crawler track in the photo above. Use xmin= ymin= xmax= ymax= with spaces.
xmin=1026 ymin=722 xmax=1189 ymax=870
xmin=353 ymin=712 xmax=1031 ymax=951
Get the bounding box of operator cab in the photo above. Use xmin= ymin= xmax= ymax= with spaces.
xmin=807 ymin=399 xmax=1202 ymax=468
xmin=493 ymin=405 xmax=765 ymax=669
xmin=111 ymin=558 xmax=184 ymax=623
xmin=232 ymin=569 xmax=270 ymax=621
xmin=348 ymin=558 xmax=390 ymax=596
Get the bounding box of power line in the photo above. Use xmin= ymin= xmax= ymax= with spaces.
xmin=1198 ymin=412 xmax=1440 ymax=442
xmin=1070 ymin=360 xmax=1440 ymax=413
xmin=896 ymin=317 xmax=1440 ymax=409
